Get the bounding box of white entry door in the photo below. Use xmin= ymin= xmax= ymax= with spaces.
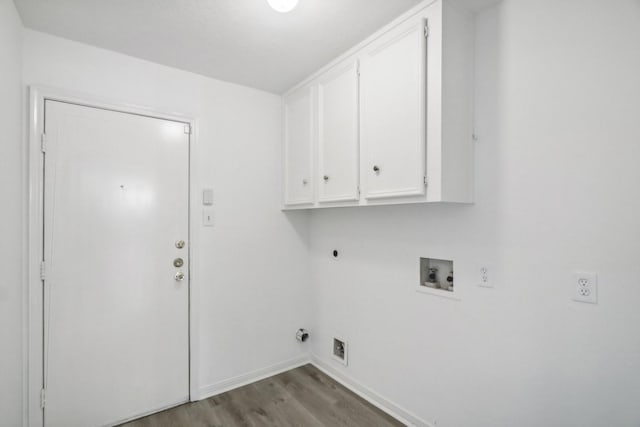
xmin=43 ymin=100 xmax=190 ymax=427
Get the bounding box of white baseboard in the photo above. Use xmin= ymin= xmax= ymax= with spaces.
xmin=309 ymin=354 xmax=433 ymax=427
xmin=196 ymin=353 xmax=431 ymax=427
xmin=197 ymin=355 xmax=311 ymax=400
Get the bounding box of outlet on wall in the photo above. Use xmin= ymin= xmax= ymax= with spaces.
xmin=478 ymin=266 xmax=492 ymax=288
xmin=573 ymin=272 xmax=597 ymax=304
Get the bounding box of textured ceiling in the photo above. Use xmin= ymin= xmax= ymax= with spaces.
xmin=14 ymin=0 xmax=430 ymax=93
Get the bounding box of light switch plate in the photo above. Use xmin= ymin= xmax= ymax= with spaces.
xmin=203 ymin=208 xmax=214 ymax=227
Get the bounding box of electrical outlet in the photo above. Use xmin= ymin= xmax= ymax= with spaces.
xmin=573 ymin=272 xmax=597 ymax=304
xmin=478 ymin=266 xmax=492 ymax=288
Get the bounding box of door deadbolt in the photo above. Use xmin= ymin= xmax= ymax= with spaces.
xmin=175 ymin=240 xmax=185 ymax=249
xmin=173 ymin=258 xmax=184 ymax=268
xmin=175 ymin=271 xmax=185 ymax=281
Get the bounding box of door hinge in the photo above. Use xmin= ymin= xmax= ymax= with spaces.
xmin=424 ymin=24 xmax=430 ymax=38
xmin=41 ymin=134 xmax=47 ymax=153
xmin=40 ymin=261 xmax=46 ymax=281
xmin=423 ymin=176 xmax=428 ymax=186
xmin=40 ymin=389 xmax=46 ymax=409
xmin=357 ymin=186 xmax=361 ymax=196
xmin=184 ymin=124 xmax=191 ymax=135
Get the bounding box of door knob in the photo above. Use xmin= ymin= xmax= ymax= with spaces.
xmin=323 ymin=175 xmax=330 ymax=182
xmin=302 ymin=179 xmax=309 ymax=185
xmin=175 ymin=271 xmax=185 ymax=281
xmin=175 ymin=240 xmax=185 ymax=249
xmin=373 ymin=165 xmax=380 ymax=173
xmin=173 ymin=258 xmax=184 ymax=268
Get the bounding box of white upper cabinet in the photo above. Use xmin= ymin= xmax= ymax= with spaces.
xmin=283 ymin=86 xmax=314 ymax=206
xmin=360 ymin=18 xmax=427 ymax=200
xmin=317 ymin=61 xmax=360 ymax=203
xmin=422 ymin=0 xmax=474 ymax=203
xmin=281 ymin=0 xmax=474 ymax=209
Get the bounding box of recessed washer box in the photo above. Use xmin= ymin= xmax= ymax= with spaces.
xmin=418 ymin=257 xmax=457 ymax=299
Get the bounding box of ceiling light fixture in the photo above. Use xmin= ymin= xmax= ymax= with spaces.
xmin=267 ymin=0 xmax=299 ymax=13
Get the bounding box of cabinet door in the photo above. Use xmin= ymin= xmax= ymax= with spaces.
xmin=360 ymin=18 xmax=426 ymax=199
xmin=283 ymin=86 xmax=314 ymax=205
xmin=317 ymin=61 xmax=360 ymax=203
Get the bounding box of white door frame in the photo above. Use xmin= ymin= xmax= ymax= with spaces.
xmin=25 ymin=85 xmax=201 ymax=427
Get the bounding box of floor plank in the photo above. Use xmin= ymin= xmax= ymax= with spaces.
xmin=119 ymin=364 xmax=404 ymax=427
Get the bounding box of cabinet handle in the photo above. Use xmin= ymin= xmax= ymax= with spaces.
xmin=323 ymin=175 xmax=330 ymax=182
xmin=302 ymin=179 xmax=309 ymax=185
xmin=373 ymin=165 xmax=380 ymax=173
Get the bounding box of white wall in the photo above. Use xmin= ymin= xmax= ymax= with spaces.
xmin=0 ymin=0 xmax=24 ymax=425
xmin=7 ymin=1 xmax=640 ymax=426
xmin=21 ymin=28 xmax=311 ymax=409
xmin=308 ymin=1 xmax=640 ymax=426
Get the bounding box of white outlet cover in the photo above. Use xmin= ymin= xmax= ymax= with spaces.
xmin=573 ymin=272 xmax=597 ymax=304
xmin=203 ymin=208 xmax=214 ymax=227
xmin=478 ymin=266 xmax=493 ymax=288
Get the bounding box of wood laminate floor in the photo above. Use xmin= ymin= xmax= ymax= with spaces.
xmin=119 ymin=364 xmax=404 ymax=427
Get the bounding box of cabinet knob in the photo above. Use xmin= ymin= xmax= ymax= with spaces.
xmin=323 ymin=175 xmax=330 ymax=182
xmin=302 ymin=179 xmax=308 ymax=185
xmin=373 ymin=165 xmax=380 ymax=173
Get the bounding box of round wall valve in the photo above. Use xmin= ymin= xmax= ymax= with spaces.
xmin=173 ymin=258 xmax=184 ymax=268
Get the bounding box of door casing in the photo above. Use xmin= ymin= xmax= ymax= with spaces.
xmin=25 ymin=86 xmax=201 ymax=427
